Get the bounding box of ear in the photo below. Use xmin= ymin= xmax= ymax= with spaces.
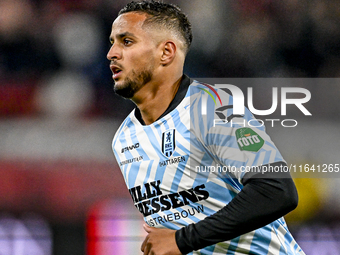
xmin=160 ymin=41 xmax=176 ymax=66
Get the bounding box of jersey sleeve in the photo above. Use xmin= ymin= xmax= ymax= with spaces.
xmin=191 ymin=85 xmax=285 ymax=183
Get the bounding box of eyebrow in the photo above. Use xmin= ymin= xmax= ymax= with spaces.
xmin=109 ymin=31 xmax=136 ymax=43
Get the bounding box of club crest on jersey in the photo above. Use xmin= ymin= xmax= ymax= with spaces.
xmin=162 ymin=129 xmax=176 ymax=157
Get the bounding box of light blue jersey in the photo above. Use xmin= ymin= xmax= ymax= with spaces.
xmin=112 ymin=80 xmax=305 ymax=255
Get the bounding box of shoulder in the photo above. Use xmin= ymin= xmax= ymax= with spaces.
xmin=187 ymin=81 xmax=235 ymax=116
xmin=188 ymin=81 xmax=238 ymax=133
xmin=112 ymin=109 xmax=136 ymax=147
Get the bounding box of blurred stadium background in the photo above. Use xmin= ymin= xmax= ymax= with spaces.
xmin=0 ymin=0 xmax=339 ymax=254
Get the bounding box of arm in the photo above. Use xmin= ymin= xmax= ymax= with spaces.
xmin=175 ymin=162 xmax=298 ymax=254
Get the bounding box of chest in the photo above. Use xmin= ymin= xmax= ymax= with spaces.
xmin=116 ymin=111 xmax=204 ymax=188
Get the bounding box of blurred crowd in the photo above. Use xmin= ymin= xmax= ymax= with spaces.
xmin=1 ymin=0 xmax=340 ymax=119
xmin=1 ymin=1 xmax=339 ymax=253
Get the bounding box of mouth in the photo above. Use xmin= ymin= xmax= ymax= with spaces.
xmin=110 ymin=65 xmax=123 ymax=79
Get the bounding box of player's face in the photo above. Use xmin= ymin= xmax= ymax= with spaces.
xmin=107 ymin=12 xmax=158 ymax=99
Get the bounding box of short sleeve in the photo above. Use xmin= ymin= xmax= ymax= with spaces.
xmin=192 ymin=85 xmax=285 ymax=183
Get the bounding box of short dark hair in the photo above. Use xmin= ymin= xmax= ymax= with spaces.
xmin=119 ymin=0 xmax=192 ymax=54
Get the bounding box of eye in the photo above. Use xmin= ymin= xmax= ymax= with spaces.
xmin=123 ymin=38 xmax=133 ymax=46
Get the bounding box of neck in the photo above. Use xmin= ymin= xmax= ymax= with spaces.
xmin=132 ymin=73 xmax=183 ymax=125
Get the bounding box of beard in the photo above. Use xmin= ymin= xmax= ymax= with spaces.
xmin=114 ymin=68 xmax=153 ymax=99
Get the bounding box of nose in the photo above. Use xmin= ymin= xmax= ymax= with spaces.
xmin=107 ymin=43 xmax=121 ymax=61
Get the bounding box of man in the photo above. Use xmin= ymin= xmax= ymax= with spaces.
xmin=108 ymin=1 xmax=305 ymax=254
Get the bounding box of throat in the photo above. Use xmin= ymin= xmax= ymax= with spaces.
xmin=134 ymin=75 xmax=187 ymax=125
xmin=138 ymin=99 xmax=171 ymax=125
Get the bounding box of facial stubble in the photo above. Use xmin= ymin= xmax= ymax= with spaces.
xmin=114 ymin=67 xmax=153 ymax=99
